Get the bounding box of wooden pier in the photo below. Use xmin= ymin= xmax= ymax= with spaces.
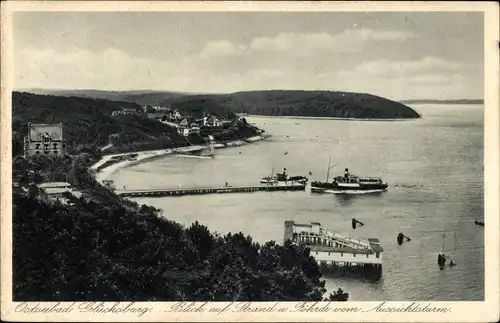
xmin=116 ymin=183 xmax=305 ymax=198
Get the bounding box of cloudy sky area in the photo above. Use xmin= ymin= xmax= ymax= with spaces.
xmin=14 ymin=11 xmax=484 ymax=100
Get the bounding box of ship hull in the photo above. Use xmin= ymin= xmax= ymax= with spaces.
xmin=311 ymin=182 xmax=388 ymax=194
xmin=261 ymin=176 xmax=308 ymax=185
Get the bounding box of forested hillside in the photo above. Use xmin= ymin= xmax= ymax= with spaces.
xmin=11 ymin=91 xmax=189 ymax=156
xmin=21 ymin=89 xmax=421 ymax=119
xmin=21 ymin=89 xmax=189 ymax=105
xmin=160 ymin=90 xmax=421 ymax=119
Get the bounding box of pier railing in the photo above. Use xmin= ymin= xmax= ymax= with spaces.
xmin=116 ymin=182 xmax=306 ymax=198
xmin=319 ymin=228 xmax=371 ymax=249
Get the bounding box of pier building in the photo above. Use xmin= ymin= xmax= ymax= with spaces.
xmin=24 ymin=123 xmax=66 ymax=157
xmin=284 ymin=221 xmax=383 ymax=278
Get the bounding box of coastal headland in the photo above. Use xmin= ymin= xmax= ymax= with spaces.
xmin=23 ymin=89 xmax=422 ymax=119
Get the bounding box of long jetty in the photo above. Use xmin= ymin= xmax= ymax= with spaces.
xmin=116 ymin=183 xmax=306 ymax=198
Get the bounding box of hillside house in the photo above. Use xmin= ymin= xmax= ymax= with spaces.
xmin=38 ymin=182 xmax=83 ymax=204
xmin=177 ymin=118 xmax=190 ymax=136
xmin=112 ymin=108 xmax=144 ymax=118
xmin=179 ymin=118 xmax=189 ymax=127
xmin=190 ymin=126 xmax=201 ymax=135
xmin=144 ymin=105 xmax=171 ymax=113
xmin=203 ymin=115 xmax=222 ymax=127
xmin=174 ymin=110 xmax=183 ymax=119
xmin=178 ymin=128 xmax=190 ymax=137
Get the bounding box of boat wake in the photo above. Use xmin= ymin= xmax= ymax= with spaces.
xmin=392 ymin=184 xmax=423 ymax=189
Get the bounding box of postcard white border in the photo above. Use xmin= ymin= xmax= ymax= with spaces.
xmin=1 ymin=1 xmax=499 ymax=322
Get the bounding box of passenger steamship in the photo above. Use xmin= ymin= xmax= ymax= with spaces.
xmin=311 ymin=160 xmax=388 ymax=194
xmin=260 ymin=167 xmax=308 ymax=185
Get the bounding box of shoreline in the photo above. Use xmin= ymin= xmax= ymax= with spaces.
xmin=90 ymin=134 xmax=270 ymax=183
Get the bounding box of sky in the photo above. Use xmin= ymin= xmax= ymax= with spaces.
xmin=13 ymin=11 xmax=484 ymax=100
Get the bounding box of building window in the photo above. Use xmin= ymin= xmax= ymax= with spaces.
xmin=340 ymin=253 xmax=343 ymax=257
xmin=366 ymin=254 xmax=369 ymax=258
xmin=353 ymin=253 xmax=356 ymax=257
xmin=376 ymin=252 xmax=380 ymax=258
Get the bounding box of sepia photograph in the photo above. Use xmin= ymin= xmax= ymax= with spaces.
xmin=1 ymin=1 xmax=498 ymax=322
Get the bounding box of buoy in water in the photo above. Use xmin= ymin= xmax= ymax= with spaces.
xmin=397 ymin=233 xmax=405 ymax=245
xmin=397 ymin=233 xmax=412 ymax=245
xmin=351 ymin=218 xmax=364 ymax=229
xmin=438 ymin=253 xmax=447 ymax=268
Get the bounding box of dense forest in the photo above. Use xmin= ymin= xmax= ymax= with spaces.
xmin=13 ymin=194 xmax=342 ymax=301
xmin=160 ymin=90 xmax=421 ymax=119
xmin=13 ymin=156 xmax=349 ymax=301
xmin=23 ymin=89 xmax=422 ymax=119
xmin=11 ymin=92 xmax=260 ymax=157
xmin=11 ymin=92 xmax=189 ymax=156
xmin=22 ymin=89 xmax=190 ymax=106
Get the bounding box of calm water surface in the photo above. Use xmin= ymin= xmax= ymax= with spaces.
xmin=111 ymin=104 xmax=484 ymax=301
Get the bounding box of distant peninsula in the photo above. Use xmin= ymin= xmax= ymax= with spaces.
xmin=400 ymin=99 xmax=484 ymax=105
xmin=23 ymin=89 xmax=421 ymax=120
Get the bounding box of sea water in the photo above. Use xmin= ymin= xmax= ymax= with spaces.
xmin=111 ymin=104 xmax=484 ymax=301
